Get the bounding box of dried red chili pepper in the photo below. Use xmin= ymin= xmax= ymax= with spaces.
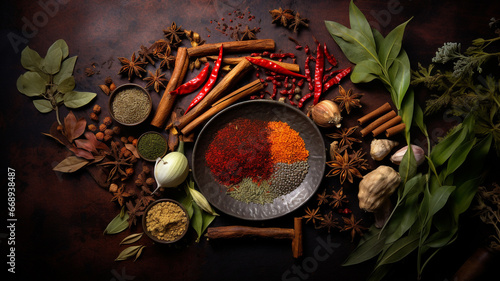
xmin=322 ymin=68 xmax=344 ymax=83
xmin=269 ymin=53 xmax=295 ymax=59
xmin=304 ymin=55 xmax=313 ymax=91
xmin=298 ymin=93 xmax=312 ymax=108
xmin=324 ymin=43 xmax=338 ymax=67
xmin=170 ymin=62 xmax=210 ymax=95
xmin=312 ymin=42 xmax=325 ymax=105
xmin=323 ymin=67 xmax=352 ymax=92
xmin=184 ymin=44 xmax=224 ymax=114
xmin=245 ymin=57 xmax=307 ymax=79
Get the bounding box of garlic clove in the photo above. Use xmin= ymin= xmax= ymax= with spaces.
xmin=390 ymin=145 xmax=425 ymax=165
xmin=370 ymin=139 xmax=399 ymax=161
xmin=310 ymin=100 xmax=342 ymax=129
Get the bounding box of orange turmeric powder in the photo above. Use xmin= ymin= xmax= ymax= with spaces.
xmin=267 ymin=121 xmax=309 ymax=164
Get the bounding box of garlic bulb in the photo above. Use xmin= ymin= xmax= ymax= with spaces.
xmin=390 ymin=145 xmax=425 ymax=165
xmin=309 ymin=100 xmax=342 ymax=128
xmin=370 ymin=139 xmax=399 ymax=161
xmin=153 ymin=141 xmax=189 ymax=193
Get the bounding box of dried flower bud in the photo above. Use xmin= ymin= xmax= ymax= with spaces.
xmin=99 ymin=84 xmax=110 ymax=95
xmin=146 ymin=177 xmax=155 ymax=186
xmin=103 ymin=116 xmax=113 ymax=126
xmin=112 ymin=126 xmax=121 ymax=135
xmin=99 ymin=123 xmax=107 ymax=132
xmin=109 ymin=183 xmax=119 ymax=193
xmin=104 ymin=129 xmax=114 ymax=136
xmin=95 ymin=132 xmax=104 ymax=141
xmin=88 ymin=124 xmax=97 ymax=132
xmin=90 ymin=112 xmax=99 ymax=122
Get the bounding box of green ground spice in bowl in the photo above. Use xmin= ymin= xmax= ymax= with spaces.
xmin=109 ymin=84 xmax=151 ymax=125
xmin=137 ymin=131 xmax=168 ymax=161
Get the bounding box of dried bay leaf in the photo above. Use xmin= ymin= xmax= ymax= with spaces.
xmin=75 ymin=139 xmax=97 ymax=153
xmin=47 ymin=39 xmax=69 ymax=60
xmin=53 ymin=156 xmax=89 ymax=173
xmin=16 ymin=71 xmax=46 ymax=97
xmin=124 ymin=143 xmax=140 ymax=159
xmin=33 ymin=99 xmax=53 ymax=113
xmin=42 ymin=47 xmax=62 ymax=75
xmin=104 ymin=211 xmax=130 ymax=235
xmin=57 ymin=76 xmax=76 ymax=94
xmin=21 ymin=46 xmax=43 ymax=71
xmin=115 ymin=245 xmax=145 ymax=262
xmin=54 ymin=56 xmax=77 ymax=84
xmin=119 ymin=232 xmax=144 ymax=245
xmin=63 ymin=91 xmax=97 ymax=109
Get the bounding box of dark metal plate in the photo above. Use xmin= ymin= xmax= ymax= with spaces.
xmin=192 ymin=100 xmax=325 ymax=220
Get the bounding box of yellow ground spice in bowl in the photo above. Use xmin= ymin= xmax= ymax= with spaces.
xmin=267 ymin=121 xmax=309 ymax=164
xmin=144 ymin=200 xmax=189 ymax=243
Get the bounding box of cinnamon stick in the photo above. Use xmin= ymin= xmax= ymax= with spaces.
xmin=292 ymin=217 xmax=303 ymax=259
xmin=187 ymin=39 xmax=275 ymax=57
xmin=206 ymin=225 xmax=294 ymax=240
xmin=167 ymin=58 xmax=253 ymax=131
xmin=360 ymin=110 xmax=397 ymax=137
xmin=385 ymin=123 xmax=406 ymax=137
xmin=207 ymin=56 xmax=300 ymax=73
xmin=181 ymin=79 xmax=264 ymax=135
xmin=357 ymin=102 xmax=392 ymax=125
xmin=151 ymin=47 xmax=189 ymax=128
xmin=372 ymin=115 xmax=402 ymax=137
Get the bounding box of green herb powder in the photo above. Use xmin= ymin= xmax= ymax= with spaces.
xmin=138 ymin=132 xmax=167 ymax=160
xmin=112 ymin=88 xmax=150 ymax=124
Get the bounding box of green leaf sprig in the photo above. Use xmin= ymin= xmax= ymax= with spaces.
xmin=16 ymin=39 xmax=96 ymax=125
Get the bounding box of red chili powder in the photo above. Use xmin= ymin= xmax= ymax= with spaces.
xmin=205 ymin=118 xmax=275 ymax=185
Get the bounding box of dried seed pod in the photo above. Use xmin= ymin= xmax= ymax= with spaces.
xmin=99 ymin=84 xmax=110 ymax=95
xmin=370 ymin=139 xmax=399 ymax=161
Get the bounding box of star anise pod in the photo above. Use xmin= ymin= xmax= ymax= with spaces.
xmin=163 ymin=22 xmax=185 ymax=46
xmin=329 ymin=187 xmax=349 ymax=209
xmin=334 ymin=85 xmax=363 ymax=114
xmin=303 ymin=206 xmax=322 ymax=224
xmin=126 ymin=200 xmax=145 ymax=228
xmin=143 ymin=68 xmax=168 ymax=93
xmin=118 ymin=52 xmax=147 ymax=80
xmin=326 ymin=150 xmax=364 ymax=184
xmin=98 ymin=141 xmax=135 ymax=182
xmin=318 ymin=211 xmax=340 ymax=233
xmin=157 ymin=52 xmax=175 ymax=69
xmin=240 ymin=25 xmax=259 ymax=41
xmin=351 ymin=149 xmax=369 ymax=171
xmin=111 ymin=184 xmax=132 ymax=206
xmin=138 ymin=45 xmax=156 ymax=65
xmin=136 ymin=190 xmax=155 ymax=209
xmin=289 ymin=12 xmax=309 ymax=33
xmin=342 ymin=214 xmax=368 ymax=242
xmin=151 ymin=39 xmax=172 ymax=57
xmin=269 ymin=8 xmax=294 ymax=27
xmin=316 ymin=189 xmax=329 ymax=206
xmin=327 ymin=126 xmax=362 ymax=149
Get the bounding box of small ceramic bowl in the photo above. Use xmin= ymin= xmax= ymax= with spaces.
xmin=142 ymin=199 xmax=190 ymax=244
xmin=136 ymin=131 xmax=168 ymax=162
xmin=108 ymin=83 xmax=152 ymax=126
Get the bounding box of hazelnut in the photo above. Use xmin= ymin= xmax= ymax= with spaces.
xmin=99 ymin=123 xmax=107 ymax=132
xmin=104 ymin=129 xmax=114 ymax=136
xmin=93 ymin=104 xmax=101 ymax=115
xmin=90 ymin=112 xmax=99 ymax=122
xmin=95 ymin=132 xmax=104 ymax=141
xmin=103 ymin=116 xmax=113 ymax=126
xmin=88 ymin=124 xmax=97 ymax=132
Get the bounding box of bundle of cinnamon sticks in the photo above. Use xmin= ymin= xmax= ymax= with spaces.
xmin=358 ymin=102 xmax=405 ymax=138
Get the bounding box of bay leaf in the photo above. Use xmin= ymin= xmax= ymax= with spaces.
xmin=429 ymin=122 xmax=467 ymax=167
xmin=350 ymin=59 xmax=382 ymax=83
xmin=46 ymin=39 xmax=69 ymax=60
xmin=120 ymin=232 xmax=144 ymax=245
xmin=53 ymin=155 xmax=89 ymax=173
xmin=134 ymin=245 xmax=145 ymax=262
xmin=57 ymin=76 xmax=76 ymax=94
xmin=191 ymin=201 xmax=203 ymax=242
xmin=376 ymin=234 xmax=420 ymax=266
xmin=69 ymin=147 xmax=96 ymax=161
xmin=64 ymin=111 xmax=87 ymax=142
xmin=42 ymin=47 xmax=62 ymax=75
xmin=424 ymin=229 xmax=457 ymax=248
xmin=412 ymin=103 xmax=428 ymax=137
xmin=104 ymin=211 xmax=130 ymax=234
xmin=16 ymin=71 xmax=47 ymax=97
xmin=201 ymin=212 xmax=216 ymax=241
xmin=21 ymin=46 xmax=43 ymax=71
xmin=343 ymin=226 xmax=386 ymax=266
xmin=63 ymin=91 xmax=97 ymax=109
xmin=54 ymin=56 xmax=77 ymax=84
xmin=445 ymin=138 xmax=476 ymax=177
xmin=400 ymin=88 xmax=415 ymax=142
xmin=388 ymin=49 xmax=411 ymax=109
xmin=187 ymin=186 xmax=218 ymax=216
xmin=75 ymin=139 xmax=97 ymax=153
xmin=115 ymin=245 xmax=145 ymax=261
xmin=33 ymin=99 xmax=53 ymax=113
xmin=398 ymin=143 xmax=417 ymax=184
xmin=348 ymin=0 xmax=376 ymax=49
xmin=124 ymin=143 xmax=140 ymax=159
xmin=378 ymin=19 xmax=411 ymax=69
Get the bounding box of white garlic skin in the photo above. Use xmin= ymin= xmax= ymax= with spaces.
xmin=370 ymin=139 xmax=399 ymax=161
xmin=390 ymin=145 xmax=425 ymax=165
xmin=358 ymin=165 xmax=401 ymax=212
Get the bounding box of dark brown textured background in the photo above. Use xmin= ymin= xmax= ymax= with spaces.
xmin=1 ymin=0 xmax=500 ymax=280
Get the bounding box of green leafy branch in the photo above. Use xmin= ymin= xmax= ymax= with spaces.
xmin=16 ymin=39 xmax=96 ymax=125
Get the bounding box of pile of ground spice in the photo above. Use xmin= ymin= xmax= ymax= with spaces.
xmin=205 ymin=118 xmax=309 ymax=204
xmin=145 ymin=201 xmax=188 ymax=241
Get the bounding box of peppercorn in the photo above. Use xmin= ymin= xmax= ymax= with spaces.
xmin=90 ymin=112 xmax=99 ymax=122
xmin=146 ymin=177 xmax=155 ymax=186
xmin=88 ymin=124 xmax=97 ymax=132
xmin=104 ymin=129 xmax=114 ymax=136
xmin=103 ymin=116 xmax=113 ymax=126
xmin=93 ymin=104 xmax=101 ymax=115
xmin=95 ymin=132 xmax=104 ymax=141
xmin=112 ymin=126 xmax=121 ymax=135
xmin=99 ymin=123 xmax=107 ymax=132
